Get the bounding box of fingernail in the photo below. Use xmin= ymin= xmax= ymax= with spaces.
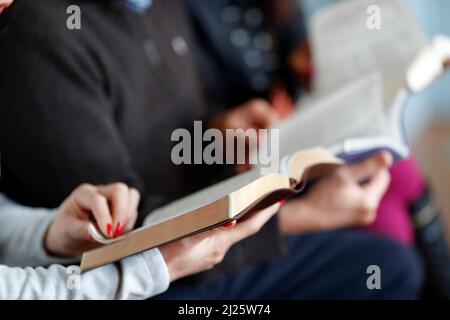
xmin=223 ymin=221 xmax=236 ymax=228
xmin=107 ymin=224 xmax=114 ymax=238
xmin=115 ymin=223 xmax=124 ymax=238
xmin=279 ymin=200 xmax=286 ymax=206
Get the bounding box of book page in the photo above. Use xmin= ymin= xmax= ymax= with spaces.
xmin=277 ymin=73 xmax=390 ymax=158
xmin=143 ymin=168 xmax=263 ymax=226
xmin=311 ymin=0 xmax=428 ymax=107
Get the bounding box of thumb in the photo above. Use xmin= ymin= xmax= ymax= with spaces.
xmin=346 ymin=151 xmax=393 ymax=182
xmin=362 ymin=168 xmax=391 ymax=203
xmin=68 ymin=219 xmax=94 ymax=243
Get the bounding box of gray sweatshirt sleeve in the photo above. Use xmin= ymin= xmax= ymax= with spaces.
xmin=0 ymin=249 xmax=170 ymax=300
xmin=0 ymin=194 xmax=171 ymax=299
xmin=0 ymin=194 xmax=77 ymax=267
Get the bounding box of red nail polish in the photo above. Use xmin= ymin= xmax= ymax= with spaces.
xmin=115 ymin=223 xmax=124 ymax=238
xmin=107 ymin=224 xmax=114 ymax=238
xmin=279 ymin=200 xmax=286 ymax=206
xmin=223 ymin=221 xmax=236 ymax=228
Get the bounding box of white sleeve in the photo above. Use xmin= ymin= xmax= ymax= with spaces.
xmin=0 ymin=194 xmax=78 ymax=266
xmin=0 ymin=249 xmax=170 ymax=300
xmin=0 ymin=194 xmax=171 ymax=299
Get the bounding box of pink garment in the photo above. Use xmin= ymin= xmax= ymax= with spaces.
xmin=363 ymin=158 xmax=426 ymax=246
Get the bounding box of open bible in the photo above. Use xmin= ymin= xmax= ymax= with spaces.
xmin=273 ymin=0 xmax=450 ymax=163
xmin=311 ymin=0 xmax=429 ymax=106
xmin=275 ymin=73 xmax=408 ymax=162
xmin=81 ymin=148 xmax=342 ymax=271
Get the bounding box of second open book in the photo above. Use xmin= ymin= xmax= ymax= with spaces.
xmin=276 ymin=0 xmax=450 ymax=163
xmin=81 ymin=148 xmax=342 ymax=271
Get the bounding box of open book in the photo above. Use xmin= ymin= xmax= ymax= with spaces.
xmin=311 ymin=0 xmax=428 ymax=107
xmin=276 ymin=0 xmax=450 ymax=163
xmin=274 ymin=73 xmax=408 ymax=161
xmin=81 ymin=148 xmax=343 ymax=271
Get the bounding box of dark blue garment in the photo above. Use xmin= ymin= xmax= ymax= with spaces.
xmin=155 ymin=230 xmax=424 ymax=299
xmin=185 ymin=0 xmax=307 ymax=107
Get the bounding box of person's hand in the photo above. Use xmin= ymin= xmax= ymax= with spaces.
xmin=159 ymin=203 xmax=280 ymax=282
xmin=208 ymin=99 xmax=280 ymax=173
xmin=279 ymin=152 xmax=393 ymax=234
xmin=0 ymin=0 xmax=13 ymax=14
xmin=209 ymin=99 xmax=279 ymax=132
xmin=45 ymin=183 xmax=140 ymax=257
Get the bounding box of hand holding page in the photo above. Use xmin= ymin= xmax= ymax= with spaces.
xmin=87 ymin=223 xmax=120 ymax=245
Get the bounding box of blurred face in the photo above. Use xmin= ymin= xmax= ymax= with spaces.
xmin=0 ymin=0 xmax=12 ymax=14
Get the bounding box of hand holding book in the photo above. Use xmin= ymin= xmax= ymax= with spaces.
xmin=279 ymin=151 xmax=393 ymax=234
xmin=159 ymin=203 xmax=280 ymax=282
xmin=80 ymin=148 xmax=394 ymax=271
xmin=45 ymin=181 xmax=281 ymax=282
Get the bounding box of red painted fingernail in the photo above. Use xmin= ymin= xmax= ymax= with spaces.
xmin=115 ymin=223 xmax=124 ymax=238
xmin=223 ymin=221 xmax=236 ymax=228
xmin=107 ymin=224 xmax=114 ymax=238
xmin=279 ymin=200 xmax=286 ymax=206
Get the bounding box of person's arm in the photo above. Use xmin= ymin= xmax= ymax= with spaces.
xmin=0 ymin=187 xmax=169 ymax=300
xmin=0 ymin=194 xmax=77 ymax=267
xmin=0 ymin=249 xmax=170 ymax=300
xmin=0 ymin=201 xmax=280 ymax=300
xmin=0 ymin=182 xmax=140 ymax=267
xmin=0 ymin=184 xmax=280 ymax=300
